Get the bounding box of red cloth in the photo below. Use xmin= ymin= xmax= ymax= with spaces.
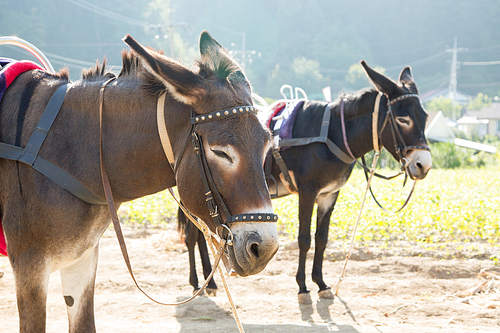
xmin=0 ymin=218 xmax=6 ymax=256
xmin=2 ymin=60 xmax=43 ymax=86
xmin=0 ymin=60 xmax=44 ymax=256
xmin=265 ymin=101 xmax=287 ymax=129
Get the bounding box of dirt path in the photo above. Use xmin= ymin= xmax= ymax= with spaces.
xmin=1 ymin=226 xmax=499 ymax=332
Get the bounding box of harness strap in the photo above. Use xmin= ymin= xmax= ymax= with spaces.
xmin=156 ymin=92 xmax=175 ymax=169
xmin=340 ymin=99 xmax=404 ymax=181
xmin=0 ymin=83 xmax=106 ymax=205
xmin=272 ymin=150 xmax=298 ymax=194
xmin=279 ymin=105 xmax=354 ymax=164
xmin=372 ymin=93 xmax=382 ymax=153
xmin=98 ymin=78 xmax=230 ymax=306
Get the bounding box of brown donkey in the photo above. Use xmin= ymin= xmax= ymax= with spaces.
xmin=0 ymin=32 xmax=278 ymax=332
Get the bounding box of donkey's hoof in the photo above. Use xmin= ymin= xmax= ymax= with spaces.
xmin=193 ymin=288 xmax=204 ymax=296
xmin=206 ymin=288 xmax=217 ymax=297
xmin=318 ymin=288 xmax=334 ymax=299
xmin=298 ymin=292 xmax=312 ymax=305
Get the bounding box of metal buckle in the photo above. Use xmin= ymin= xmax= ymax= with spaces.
xmin=400 ymin=157 xmax=410 ymax=169
xmin=217 ymin=224 xmax=234 ymax=246
xmin=210 ymin=205 xmax=219 ymax=218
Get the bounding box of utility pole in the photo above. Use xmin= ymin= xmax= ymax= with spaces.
xmin=229 ymin=32 xmax=261 ymax=73
xmin=445 ymin=37 xmax=467 ymax=119
xmin=449 ymin=37 xmax=458 ymax=108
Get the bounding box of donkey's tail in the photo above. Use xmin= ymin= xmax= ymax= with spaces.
xmin=177 ymin=206 xmax=187 ymax=235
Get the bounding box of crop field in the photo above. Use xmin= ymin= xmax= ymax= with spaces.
xmin=119 ymin=167 xmax=500 ymax=255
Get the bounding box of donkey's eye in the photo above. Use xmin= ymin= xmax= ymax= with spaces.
xmin=211 ymin=149 xmax=233 ymax=163
xmin=396 ymin=117 xmax=411 ymax=125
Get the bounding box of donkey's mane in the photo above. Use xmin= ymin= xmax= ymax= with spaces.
xmin=331 ymin=88 xmax=376 ymax=119
xmin=79 ymin=48 xmax=242 ymax=97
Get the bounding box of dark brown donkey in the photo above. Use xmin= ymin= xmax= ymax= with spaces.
xmin=0 ymin=32 xmax=278 ymax=332
xmin=179 ymin=62 xmax=432 ymax=304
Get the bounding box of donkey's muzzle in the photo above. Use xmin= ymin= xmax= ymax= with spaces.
xmin=226 ymin=222 xmax=279 ymax=277
xmin=405 ymin=149 xmax=432 ymax=180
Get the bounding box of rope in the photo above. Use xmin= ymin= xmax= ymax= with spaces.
xmin=335 ymin=152 xmax=380 ymax=296
xmin=169 ymin=188 xmax=245 ymax=333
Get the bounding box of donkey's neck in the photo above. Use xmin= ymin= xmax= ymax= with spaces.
xmin=68 ymin=79 xmax=178 ymax=202
xmin=339 ymin=90 xmax=386 ymax=158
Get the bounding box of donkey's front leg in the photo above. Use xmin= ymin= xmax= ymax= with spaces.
xmin=185 ymin=221 xmax=201 ymax=294
xmin=60 ymin=244 xmax=99 ymax=333
xmin=12 ymin=253 xmax=51 ymax=332
xmin=296 ymin=192 xmax=316 ymax=305
xmin=312 ymin=191 xmax=339 ymax=299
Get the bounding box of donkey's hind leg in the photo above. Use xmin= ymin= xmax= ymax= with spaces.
xmin=60 ymin=244 xmax=99 ymax=333
xmin=313 ymin=191 xmax=339 ymax=300
xmin=197 ymin=228 xmax=217 ymax=296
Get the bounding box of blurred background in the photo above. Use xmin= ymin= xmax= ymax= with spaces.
xmin=1 ymin=0 xmax=499 ymax=100
xmin=1 ymin=0 xmax=498 ymax=259
xmin=1 ymin=0 xmax=500 ymax=167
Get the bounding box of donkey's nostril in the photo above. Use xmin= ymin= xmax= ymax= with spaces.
xmin=246 ymin=233 xmax=262 ymax=259
xmin=416 ymin=162 xmax=423 ymax=170
xmin=250 ymin=243 xmax=260 ymax=258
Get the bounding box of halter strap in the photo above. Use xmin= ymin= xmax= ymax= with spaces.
xmin=155 ymin=93 xmax=278 ymax=228
xmin=156 ymin=92 xmax=175 ymax=169
xmin=372 ymin=92 xmax=383 ymax=153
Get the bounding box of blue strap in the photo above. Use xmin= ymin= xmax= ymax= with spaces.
xmin=0 ymin=84 xmax=107 ymax=205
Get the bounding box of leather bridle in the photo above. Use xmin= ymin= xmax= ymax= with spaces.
xmin=99 ymin=77 xmax=277 ymax=308
xmin=162 ymin=98 xmax=279 ymax=240
xmin=341 ymin=92 xmax=430 ymax=178
xmin=383 ymin=93 xmax=431 ymax=164
xmin=340 ymin=92 xmax=431 ymax=212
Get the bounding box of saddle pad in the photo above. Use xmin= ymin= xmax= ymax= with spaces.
xmin=0 ymin=58 xmax=44 ymax=256
xmin=262 ymin=100 xmax=305 ymax=150
xmin=279 ymin=100 xmax=304 ymax=142
xmin=262 ymin=100 xmax=286 ymax=129
xmin=0 ymin=58 xmax=44 ymax=103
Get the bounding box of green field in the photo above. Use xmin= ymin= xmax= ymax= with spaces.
xmin=119 ymin=168 xmax=500 ymax=248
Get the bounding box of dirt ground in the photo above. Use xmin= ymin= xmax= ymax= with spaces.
xmin=1 ymin=225 xmax=500 ymax=333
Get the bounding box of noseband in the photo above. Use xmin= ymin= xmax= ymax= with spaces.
xmin=157 ymin=93 xmax=278 ymax=240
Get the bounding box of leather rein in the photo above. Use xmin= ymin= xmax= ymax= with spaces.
xmin=99 ymin=77 xmax=277 ymax=307
xmin=340 ymin=92 xmax=430 ymax=213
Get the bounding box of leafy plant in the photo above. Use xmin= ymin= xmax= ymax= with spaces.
xmin=119 ymin=169 xmax=500 ymax=253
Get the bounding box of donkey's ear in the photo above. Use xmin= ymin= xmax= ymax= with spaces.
xmin=199 ymin=31 xmax=225 ymax=56
xmin=123 ymin=34 xmax=205 ymax=105
xmin=360 ymin=60 xmax=400 ymax=98
xmin=398 ymin=66 xmax=419 ymax=94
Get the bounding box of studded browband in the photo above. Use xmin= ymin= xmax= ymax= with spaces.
xmin=227 ymin=213 xmax=279 ymax=223
xmin=190 ymin=105 xmax=257 ymax=124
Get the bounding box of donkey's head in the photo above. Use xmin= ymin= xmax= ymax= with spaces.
xmin=123 ymin=32 xmax=277 ymax=276
xmin=361 ymin=61 xmax=432 ymax=180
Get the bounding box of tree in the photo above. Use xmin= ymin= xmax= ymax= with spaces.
xmin=266 ymin=56 xmax=326 ymax=99
xmin=466 ymin=93 xmax=492 ymax=111
xmin=424 ymin=96 xmax=462 ymax=119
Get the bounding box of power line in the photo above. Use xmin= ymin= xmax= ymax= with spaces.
xmin=385 ymin=51 xmax=448 ymax=71
xmin=64 ymin=0 xmax=151 ymax=28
